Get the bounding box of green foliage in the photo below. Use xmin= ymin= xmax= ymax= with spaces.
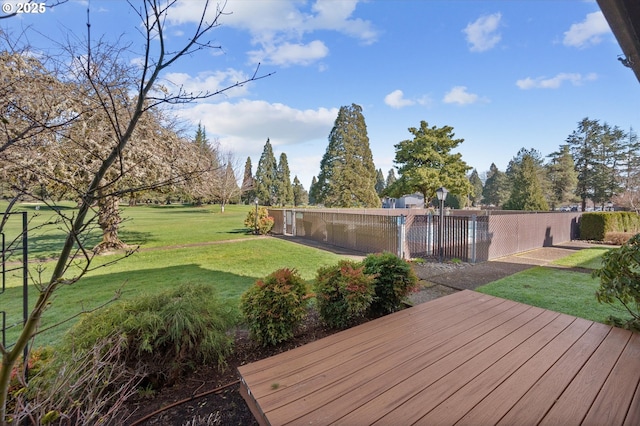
xmin=255 ymin=138 xmax=278 ymax=206
xmin=63 ymin=284 xmax=237 ymax=382
xmin=314 ymin=260 xmax=375 ymax=328
xmin=316 ymin=104 xmax=381 ymax=207
xmin=580 ymin=212 xmax=640 ymax=241
xmin=388 ymin=120 xmax=472 ymax=206
xmin=482 ymin=163 xmax=510 ymax=207
xmin=593 ymin=234 xmax=640 ymax=330
xmin=244 ymin=206 xmax=274 ymax=234
xmin=362 ymin=252 xmax=418 ymax=316
xmin=504 ymin=148 xmax=549 ymax=211
xmin=468 ymin=169 xmax=483 ymax=207
xmin=292 ymin=176 xmax=308 ymax=207
xmin=546 ymin=145 xmax=578 ymax=210
xmin=240 ymin=268 xmax=310 ymax=346
xmin=275 ymin=153 xmax=294 ymax=207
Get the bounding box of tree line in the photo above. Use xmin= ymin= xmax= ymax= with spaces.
xmin=245 ymin=110 xmax=639 ymax=213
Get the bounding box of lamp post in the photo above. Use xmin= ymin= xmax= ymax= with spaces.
xmin=435 ymin=187 xmax=448 ymax=262
xmin=254 ymin=197 xmax=259 ymax=235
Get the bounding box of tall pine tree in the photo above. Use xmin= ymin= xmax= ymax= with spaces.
xmin=482 ymin=163 xmax=510 ymax=207
xmin=275 ymin=152 xmax=294 ymax=206
xmin=316 ymin=104 xmax=380 ymax=207
xmin=468 ymin=169 xmax=483 ymax=207
xmin=504 ymin=149 xmax=549 ymax=211
xmin=254 ymin=138 xmax=278 ymax=205
xmin=240 ymin=156 xmax=255 ymax=204
xmin=308 ymin=176 xmax=319 ymax=205
xmin=375 ymin=168 xmax=385 ymax=195
xmin=292 ymin=176 xmax=309 ymax=207
xmin=546 ymin=145 xmax=578 ymax=210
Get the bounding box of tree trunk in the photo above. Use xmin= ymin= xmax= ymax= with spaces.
xmin=95 ymin=192 xmax=126 ymax=253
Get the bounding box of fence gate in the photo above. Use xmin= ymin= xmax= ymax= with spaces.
xmin=1 ymin=212 xmax=29 ymax=365
xmin=405 ymin=214 xmax=471 ymax=262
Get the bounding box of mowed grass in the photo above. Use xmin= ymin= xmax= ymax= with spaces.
xmin=1 ymin=203 xmax=347 ymax=347
xmin=477 ymin=244 xmax=632 ymax=325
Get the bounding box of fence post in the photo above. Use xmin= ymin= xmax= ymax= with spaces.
xmin=397 ymin=215 xmax=406 ymax=259
xmin=471 ymin=214 xmax=477 ymax=264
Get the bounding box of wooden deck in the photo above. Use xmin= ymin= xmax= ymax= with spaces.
xmin=238 ymin=290 xmax=640 ymax=425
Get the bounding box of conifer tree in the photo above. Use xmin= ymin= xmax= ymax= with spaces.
xmin=276 ymin=152 xmax=294 ymax=206
xmin=309 ymin=176 xmax=319 ymax=205
xmin=546 ymin=145 xmax=578 ymax=210
xmin=240 ymin=156 xmax=255 ymax=204
xmin=468 ymin=169 xmax=484 ymax=207
xmin=482 ymin=163 xmax=510 ymax=207
xmin=385 ymin=168 xmax=397 ymax=189
xmin=254 ymin=138 xmax=278 ymax=205
xmin=316 ymin=104 xmax=380 ymax=207
xmin=387 ymin=120 xmax=472 ymax=206
xmin=375 ymin=168 xmax=385 ymax=195
xmin=504 ymin=150 xmax=549 ymax=211
xmin=292 ymin=176 xmax=309 ymax=206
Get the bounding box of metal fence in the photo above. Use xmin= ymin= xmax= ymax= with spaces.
xmin=268 ymin=209 xmax=582 ymax=263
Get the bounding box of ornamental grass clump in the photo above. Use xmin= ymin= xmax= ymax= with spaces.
xmin=241 ymin=268 xmax=311 ymax=346
xmin=314 ymin=260 xmax=375 ymax=329
xmin=62 ymin=283 xmax=237 ymax=386
xmin=363 ymin=252 xmax=419 ymax=317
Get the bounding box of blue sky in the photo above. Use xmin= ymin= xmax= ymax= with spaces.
xmin=3 ymin=0 xmax=638 ymax=190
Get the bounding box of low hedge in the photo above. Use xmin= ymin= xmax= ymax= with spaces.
xmin=580 ymin=212 xmax=640 ymax=241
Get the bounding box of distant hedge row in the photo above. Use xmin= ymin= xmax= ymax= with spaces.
xmin=580 ymin=212 xmax=640 ymax=241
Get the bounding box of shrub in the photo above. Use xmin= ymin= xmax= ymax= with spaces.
xmin=314 ymin=260 xmax=375 ymax=329
xmin=240 ymin=268 xmax=310 ymax=346
xmin=244 ymin=206 xmax=274 ymax=235
xmin=604 ymin=232 xmax=635 ymax=245
xmin=9 ymin=337 xmax=143 ymax=425
xmin=63 ymin=283 xmax=237 ymax=386
xmin=363 ymin=252 xmax=419 ymax=316
xmin=581 ymin=212 xmax=640 ymax=241
xmin=593 ymin=233 xmax=640 ymax=330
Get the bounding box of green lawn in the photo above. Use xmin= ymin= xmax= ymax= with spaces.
xmin=477 ymin=245 xmax=632 ymax=325
xmin=1 ymin=202 xmax=346 ymax=347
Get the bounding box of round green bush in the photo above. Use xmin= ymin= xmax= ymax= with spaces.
xmin=314 ymin=260 xmax=375 ymax=329
xmin=244 ymin=206 xmax=274 ymax=235
xmin=363 ymin=252 xmax=419 ymax=316
xmin=241 ymin=268 xmax=310 ymax=346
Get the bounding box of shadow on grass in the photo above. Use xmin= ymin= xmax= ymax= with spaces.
xmin=2 ymin=264 xmax=256 ymax=347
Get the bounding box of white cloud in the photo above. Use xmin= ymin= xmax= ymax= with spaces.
xmin=166 ymin=0 xmax=377 ymax=67
xmin=384 ymin=90 xmax=415 ymax=109
xmin=162 ymin=69 xmax=252 ymax=99
xmin=516 ymin=73 xmax=598 ymax=89
xmin=563 ymin=11 xmax=610 ymax=48
xmin=176 ymin=99 xmax=337 ymax=154
xmin=248 ymin=40 xmax=329 ymax=67
xmin=443 ymin=86 xmax=485 ymax=105
xmin=463 ymin=13 xmax=502 ymax=52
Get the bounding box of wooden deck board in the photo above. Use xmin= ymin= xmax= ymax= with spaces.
xmin=237 ymin=290 xmax=640 ymax=426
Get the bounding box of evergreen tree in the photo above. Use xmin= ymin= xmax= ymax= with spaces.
xmin=468 ymin=169 xmax=483 ymax=207
xmin=546 ymin=145 xmax=578 ymax=210
xmin=482 ymin=163 xmax=509 ymax=207
xmin=275 ymin=152 xmax=294 ymax=206
xmin=240 ymin=156 xmax=255 ymax=204
xmin=292 ymin=176 xmax=309 ymax=207
xmin=617 ymin=127 xmax=640 ymax=211
xmin=385 ymin=168 xmax=397 ymax=189
xmin=308 ymin=176 xmax=319 ymax=205
xmin=387 ymin=120 xmax=472 ymax=206
xmin=504 ymin=150 xmax=549 ymax=211
xmin=254 ymin=138 xmax=278 ymax=205
xmin=566 ymin=118 xmax=601 ymax=211
xmin=194 ymin=122 xmax=208 ymax=151
xmin=316 ymin=104 xmax=380 ymax=207
xmin=375 ymin=168 xmax=385 ymax=195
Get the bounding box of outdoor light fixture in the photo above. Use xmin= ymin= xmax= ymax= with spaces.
xmin=435 ymin=187 xmax=448 ymax=262
xmin=254 ymin=197 xmax=259 ymax=235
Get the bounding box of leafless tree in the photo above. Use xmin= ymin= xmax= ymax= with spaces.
xmin=0 ymin=1 xmax=272 ymax=422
